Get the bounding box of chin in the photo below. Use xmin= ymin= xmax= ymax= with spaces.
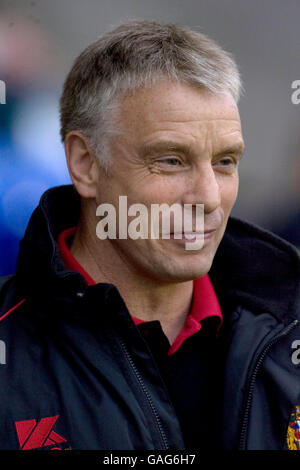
xmin=151 ymin=256 xmax=214 ymax=283
xmin=127 ymin=240 xmax=217 ymax=282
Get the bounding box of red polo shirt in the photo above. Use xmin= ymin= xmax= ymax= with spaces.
xmin=57 ymin=227 xmax=223 ymax=356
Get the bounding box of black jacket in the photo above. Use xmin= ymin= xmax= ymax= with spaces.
xmin=0 ymin=185 xmax=299 ymax=450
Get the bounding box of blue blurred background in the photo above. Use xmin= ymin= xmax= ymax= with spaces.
xmin=0 ymin=0 xmax=299 ymax=276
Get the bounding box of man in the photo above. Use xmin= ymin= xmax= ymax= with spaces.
xmin=0 ymin=20 xmax=299 ymax=451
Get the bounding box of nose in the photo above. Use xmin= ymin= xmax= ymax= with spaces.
xmin=183 ymin=164 xmax=221 ymax=214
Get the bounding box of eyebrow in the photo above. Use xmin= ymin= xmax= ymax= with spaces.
xmin=214 ymin=142 xmax=245 ymax=158
xmin=141 ymin=140 xmax=245 ymax=159
xmin=141 ymin=140 xmax=193 ymax=157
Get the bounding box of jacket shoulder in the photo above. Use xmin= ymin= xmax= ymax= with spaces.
xmin=0 ymin=275 xmax=21 ymax=318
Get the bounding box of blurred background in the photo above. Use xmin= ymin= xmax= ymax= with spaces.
xmin=0 ymin=0 xmax=299 ymax=275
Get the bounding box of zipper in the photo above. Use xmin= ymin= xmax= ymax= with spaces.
xmin=238 ymin=319 xmax=299 ymax=450
xmin=118 ymin=338 xmax=170 ymax=450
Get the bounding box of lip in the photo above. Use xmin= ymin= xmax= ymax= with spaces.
xmin=167 ymin=229 xmax=217 ymax=241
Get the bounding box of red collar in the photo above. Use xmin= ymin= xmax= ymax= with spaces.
xmin=57 ymin=227 xmax=223 ymax=355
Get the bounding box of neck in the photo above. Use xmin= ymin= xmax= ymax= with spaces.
xmin=70 ymin=218 xmax=194 ymax=344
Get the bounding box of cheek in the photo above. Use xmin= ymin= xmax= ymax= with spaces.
xmin=220 ymin=175 xmax=239 ymax=213
xmin=133 ymin=176 xmax=181 ymax=205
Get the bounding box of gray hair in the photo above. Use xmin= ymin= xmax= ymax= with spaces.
xmin=59 ymin=19 xmax=242 ymax=169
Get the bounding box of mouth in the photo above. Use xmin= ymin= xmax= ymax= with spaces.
xmin=167 ymin=229 xmax=217 ymax=241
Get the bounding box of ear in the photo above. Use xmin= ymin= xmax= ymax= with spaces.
xmin=64 ymin=131 xmax=99 ymax=198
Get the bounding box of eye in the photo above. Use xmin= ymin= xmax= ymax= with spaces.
xmin=156 ymin=157 xmax=182 ymax=166
xmin=213 ymin=156 xmax=238 ymax=172
xmin=218 ymin=157 xmax=235 ymax=166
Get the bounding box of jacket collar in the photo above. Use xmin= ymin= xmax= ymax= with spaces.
xmin=210 ymin=217 xmax=300 ymax=324
xmin=16 ymin=185 xmax=300 ymax=323
xmin=16 ymin=185 xmax=85 ymax=297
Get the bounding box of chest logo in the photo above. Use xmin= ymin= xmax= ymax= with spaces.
xmin=15 ymin=415 xmax=71 ymax=450
xmin=287 ymin=405 xmax=300 ymax=450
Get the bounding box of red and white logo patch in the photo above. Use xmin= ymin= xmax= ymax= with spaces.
xmin=15 ymin=415 xmax=71 ymax=450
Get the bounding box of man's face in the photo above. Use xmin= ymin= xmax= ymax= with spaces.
xmin=94 ymin=81 xmax=244 ymax=282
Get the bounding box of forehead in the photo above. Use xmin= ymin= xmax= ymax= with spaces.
xmin=114 ymin=81 xmax=243 ymax=149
